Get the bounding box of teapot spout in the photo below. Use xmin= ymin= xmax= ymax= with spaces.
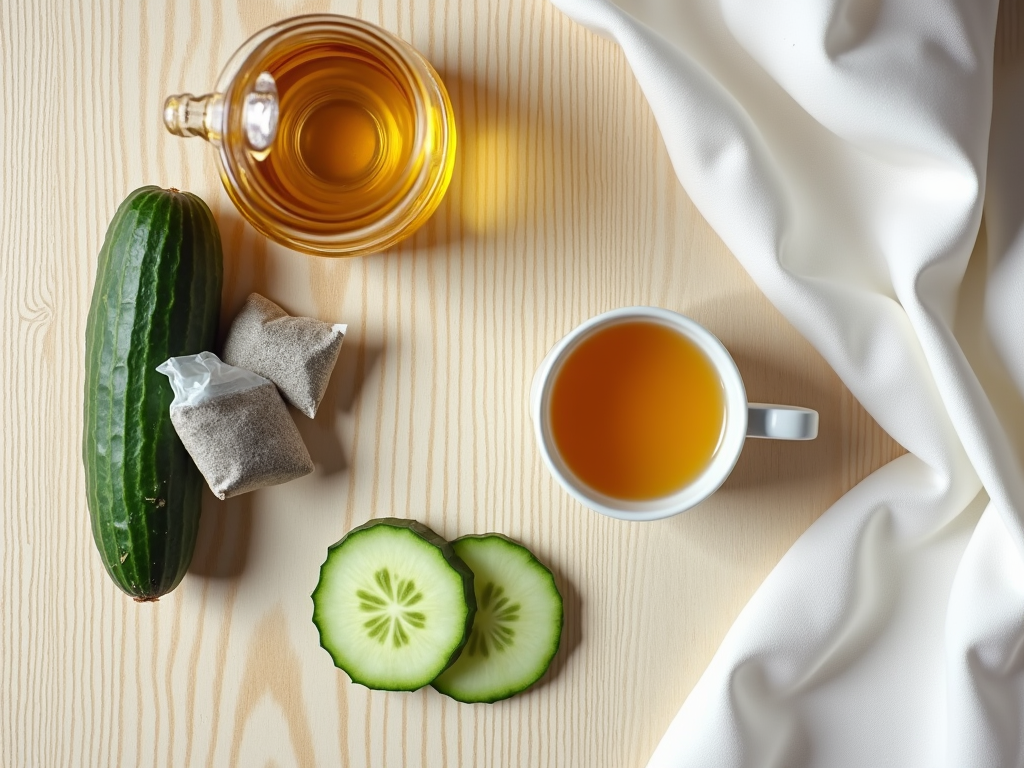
xmin=163 ymin=72 xmax=277 ymax=154
xmin=163 ymin=92 xmax=224 ymax=144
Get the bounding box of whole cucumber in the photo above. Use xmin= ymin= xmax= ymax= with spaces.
xmin=83 ymin=186 xmax=222 ymax=600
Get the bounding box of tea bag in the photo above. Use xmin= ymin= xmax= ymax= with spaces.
xmin=223 ymin=293 xmax=346 ymax=418
xmin=157 ymin=352 xmax=314 ymax=499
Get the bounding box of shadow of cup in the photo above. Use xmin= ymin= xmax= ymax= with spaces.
xmin=720 ymin=343 xmax=839 ymax=494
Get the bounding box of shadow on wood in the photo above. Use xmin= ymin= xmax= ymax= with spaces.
xmin=189 ymin=490 xmax=254 ymax=579
xmin=718 ymin=343 xmax=842 ymax=494
xmin=294 ymin=338 xmax=383 ymax=478
xmin=527 ymin=559 xmax=583 ymax=697
xmin=389 ymin=68 xmax=536 ymax=259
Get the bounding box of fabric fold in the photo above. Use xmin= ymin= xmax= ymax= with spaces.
xmin=545 ymin=0 xmax=1024 ymax=765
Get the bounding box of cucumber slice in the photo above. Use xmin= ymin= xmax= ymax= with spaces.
xmin=312 ymin=518 xmax=476 ymax=691
xmin=432 ymin=534 xmax=563 ymax=703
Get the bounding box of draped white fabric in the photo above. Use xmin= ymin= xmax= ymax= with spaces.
xmin=545 ymin=1 xmax=1024 ymax=765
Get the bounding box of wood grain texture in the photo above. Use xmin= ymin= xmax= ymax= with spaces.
xmin=0 ymin=0 xmax=904 ymax=766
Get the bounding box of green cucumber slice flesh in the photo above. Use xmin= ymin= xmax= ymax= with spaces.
xmin=312 ymin=518 xmax=476 ymax=691
xmin=432 ymin=534 xmax=563 ymax=703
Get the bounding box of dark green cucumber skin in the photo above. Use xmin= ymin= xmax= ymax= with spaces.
xmin=83 ymin=186 xmax=223 ymax=600
xmin=312 ymin=518 xmax=478 ymax=689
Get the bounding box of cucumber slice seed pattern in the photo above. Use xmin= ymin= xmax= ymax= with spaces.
xmin=359 ymin=568 xmax=426 ymax=647
xmin=432 ymin=534 xmax=563 ymax=703
xmin=312 ymin=518 xmax=476 ymax=692
xmin=465 ymin=582 xmax=519 ymax=657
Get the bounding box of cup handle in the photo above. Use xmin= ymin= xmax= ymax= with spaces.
xmin=747 ymin=404 xmax=818 ymax=440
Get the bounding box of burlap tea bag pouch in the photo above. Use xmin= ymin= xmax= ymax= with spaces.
xmin=222 ymin=293 xmax=347 ymax=418
xmin=156 ymin=352 xmax=314 ymax=499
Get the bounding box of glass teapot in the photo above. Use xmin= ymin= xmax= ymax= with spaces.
xmin=163 ymin=15 xmax=456 ymax=257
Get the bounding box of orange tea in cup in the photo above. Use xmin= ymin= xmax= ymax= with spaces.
xmin=548 ymin=320 xmax=726 ymax=500
xmin=533 ymin=307 xmax=818 ymax=520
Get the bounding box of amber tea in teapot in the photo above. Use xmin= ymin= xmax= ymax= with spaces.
xmin=164 ymin=15 xmax=456 ymax=257
xmin=256 ymin=37 xmax=425 ymax=230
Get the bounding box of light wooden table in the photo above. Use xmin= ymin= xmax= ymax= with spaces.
xmin=1 ymin=1 xmax=901 ymax=766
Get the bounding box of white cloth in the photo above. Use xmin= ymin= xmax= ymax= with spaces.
xmin=545 ymin=0 xmax=1024 ymax=765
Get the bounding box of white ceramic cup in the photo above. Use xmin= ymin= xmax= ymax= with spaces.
xmin=530 ymin=307 xmax=819 ymax=521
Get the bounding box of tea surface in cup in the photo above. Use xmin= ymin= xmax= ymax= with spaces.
xmin=548 ymin=320 xmax=725 ymax=500
xmin=257 ymin=39 xmax=419 ymax=229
